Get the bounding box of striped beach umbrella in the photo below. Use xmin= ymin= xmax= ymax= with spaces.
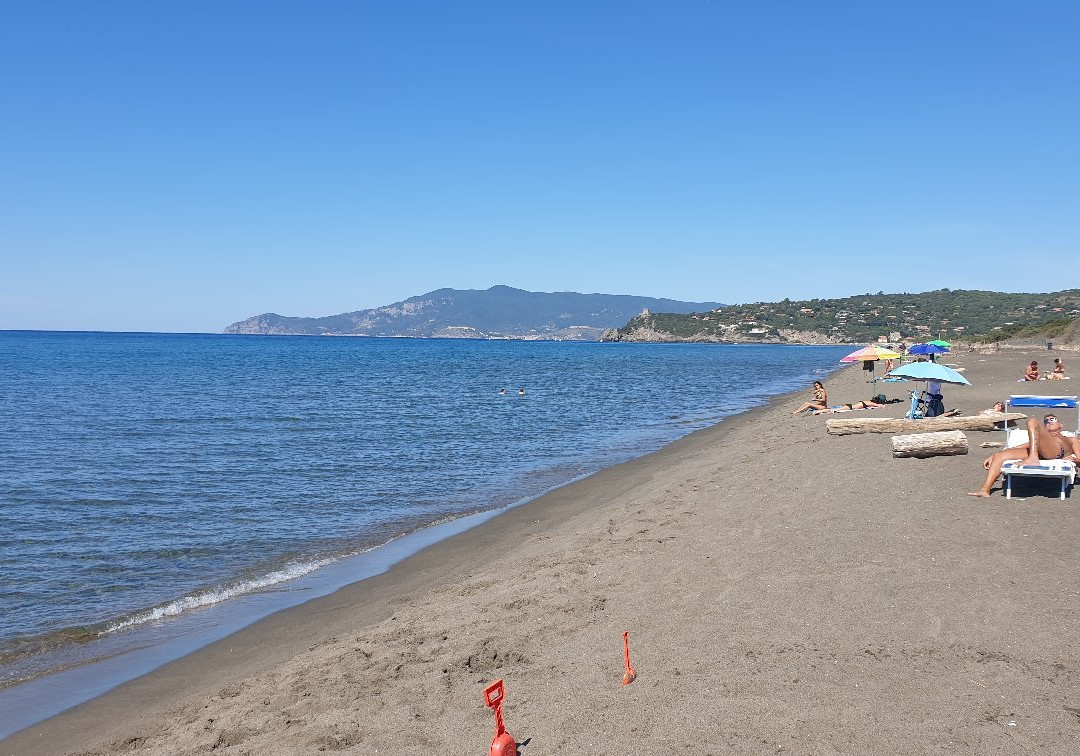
xmin=839 ymin=345 xmax=903 ymax=363
xmin=840 ymin=345 xmax=903 ymax=395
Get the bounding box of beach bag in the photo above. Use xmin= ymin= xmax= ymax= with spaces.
xmin=926 ymin=393 xmax=945 ymax=418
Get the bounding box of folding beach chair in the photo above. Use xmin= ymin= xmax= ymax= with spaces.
xmin=907 ymin=389 xmax=931 ymax=420
xmin=1000 ymin=395 xmax=1078 ymax=500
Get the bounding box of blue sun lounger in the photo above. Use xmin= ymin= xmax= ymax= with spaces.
xmin=1000 ymin=395 xmax=1078 ymax=500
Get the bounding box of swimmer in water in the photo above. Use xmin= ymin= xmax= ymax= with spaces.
xmin=518 ymin=388 xmax=525 ymax=395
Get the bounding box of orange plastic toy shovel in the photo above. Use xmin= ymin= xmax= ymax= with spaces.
xmin=483 ymin=679 xmax=517 ymax=756
xmin=622 ymin=631 xmax=637 ymax=685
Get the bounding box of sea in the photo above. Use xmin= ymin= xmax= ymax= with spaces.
xmin=0 ymin=331 xmax=850 ymax=734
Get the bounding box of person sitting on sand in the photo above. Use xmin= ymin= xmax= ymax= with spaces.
xmin=792 ymin=381 xmax=828 ymax=414
xmin=967 ymin=413 xmax=1080 ymax=497
xmin=1048 ymin=358 xmax=1066 ymax=380
xmin=812 ymin=398 xmax=885 ymax=414
xmin=1023 ymin=361 xmax=1040 ymax=382
xmin=978 ymin=401 xmax=1006 ymax=416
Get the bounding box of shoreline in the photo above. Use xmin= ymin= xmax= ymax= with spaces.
xmin=1 ymin=340 xmax=847 ymax=713
xmin=0 ymin=364 xmax=843 ymax=747
xmin=0 ymin=507 xmax=514 ymax=738
xmin=7 ymin=350 xmax=1080 ymax=754
xmin=2 ymin=374 xmax=807 ymax=753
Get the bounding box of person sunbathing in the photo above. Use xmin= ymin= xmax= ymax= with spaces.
xmin=1048 ymin=358 xmax=1066 ymax=380
xmin=978 ymin=401 xmax=1006 ymax=415
xmin=967 ymin=414 xmax=1080 ymax=497
xmin=812 ymin=399 xmax=884 ymax=414
xmin=792 ymin=381 xmax=828 ymax=414
xmin=1023 ymin=361 xmax=1040 ymax=381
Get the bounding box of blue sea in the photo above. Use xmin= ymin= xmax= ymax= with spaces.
xmin=0 ymin=331 xmax=849 ymax=726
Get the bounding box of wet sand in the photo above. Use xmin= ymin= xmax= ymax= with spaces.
xmin=4 ymin=350 xmax=1080 ymax=755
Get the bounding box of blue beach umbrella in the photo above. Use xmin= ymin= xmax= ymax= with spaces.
xmin=907 ymin=342 xmax=951 ymax=363
xmin=885 ymin=361 xmax=971 ymax=386
xmin=908 ymin=343 xmax=950 ymax=355
xmin=888 ymin=361 xmax=970 ymax=419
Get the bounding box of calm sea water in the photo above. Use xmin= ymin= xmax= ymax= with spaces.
xmin=0 ymin=332 xmax=849 ymax=689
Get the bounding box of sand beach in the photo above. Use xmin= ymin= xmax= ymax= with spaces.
xmin=4 ymin=350 xmax=1079 ymax=755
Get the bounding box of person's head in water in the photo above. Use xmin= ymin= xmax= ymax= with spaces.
xmin=518 ymin=388 xmax=525 ymax=395
xmin=498 ymin=388 xmax=506 ymax=395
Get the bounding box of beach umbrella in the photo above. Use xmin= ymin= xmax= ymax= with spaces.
xmin=885 ymin=361 xmax=971 ymax=386
xmin=928 ymin=339 xmax=952 ymax=348
xmin=887 ymin=361 xmax=970 ymax=419
xmin=907 ymin=343 xmax=951 ymax=356
xmin=907 ymin=342 xmax=951 ymax=362
xmin=840 ymin=345 xmax=903 ymax=393
xmin=839 ymin=345 xmax=903 ymax=363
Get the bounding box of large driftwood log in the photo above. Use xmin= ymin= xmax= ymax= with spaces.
xmin=891 ymin=430 xmax=969 ymax=458
xmin=826 ymin=413 xmax=1026 ymax=436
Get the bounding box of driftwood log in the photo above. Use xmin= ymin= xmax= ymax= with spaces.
xmin=891 ymin=430 xmax=969 ymax=458
xmin=826 ymin=412 xmax=1026 ymax=436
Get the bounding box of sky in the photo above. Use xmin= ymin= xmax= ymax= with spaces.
xmin=2 ymin=1 xmax=1078 ymax=333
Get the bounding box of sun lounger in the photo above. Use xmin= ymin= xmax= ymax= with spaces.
xmin=1000 ymin=429 xmax=1076 ymax=500
xmin=1000 ymin=396 xmax=1078 ymax=500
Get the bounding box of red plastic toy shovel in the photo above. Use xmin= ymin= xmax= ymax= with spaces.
xmin=622 ymin=631 xmax=637 ymax=685
xmin=483 ymin=679 xmax=517 ymax=756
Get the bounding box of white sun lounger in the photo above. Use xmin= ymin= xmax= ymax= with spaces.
xmin=1000 ymin=395 xmax=1078 ymax=500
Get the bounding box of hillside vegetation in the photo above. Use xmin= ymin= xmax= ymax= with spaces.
xmin=604 ymin=289 xmax=1080 ymax=344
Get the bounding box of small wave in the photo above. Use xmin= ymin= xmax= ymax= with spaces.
xmin=104 ymin=557 xmax=340 ymax=633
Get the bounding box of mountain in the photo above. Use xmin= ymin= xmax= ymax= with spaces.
xmin=601 ymin=288 xmax=1080 ymax=344
xmin=223 ymin=286 xmax=724 ymax=340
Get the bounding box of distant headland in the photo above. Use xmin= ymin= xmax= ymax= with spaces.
xmin=223 ymin=285 xmax=723 ymax=340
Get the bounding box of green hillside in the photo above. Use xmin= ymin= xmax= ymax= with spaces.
xmin=605 ymin=289 xmax=1080 ymax=344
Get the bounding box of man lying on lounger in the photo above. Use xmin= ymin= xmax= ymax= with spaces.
xmin=967 ymin=413 xmax=1080 ymax=497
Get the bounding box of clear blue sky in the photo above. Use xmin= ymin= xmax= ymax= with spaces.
xmin=2 ymin=1 xmax=1077 ymax=333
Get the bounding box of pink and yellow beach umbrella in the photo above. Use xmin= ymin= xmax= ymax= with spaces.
xmin=840 ymin=345 xmax=903 ymax=394
xmin=839 ymin=345 xmax=903 ymax=363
